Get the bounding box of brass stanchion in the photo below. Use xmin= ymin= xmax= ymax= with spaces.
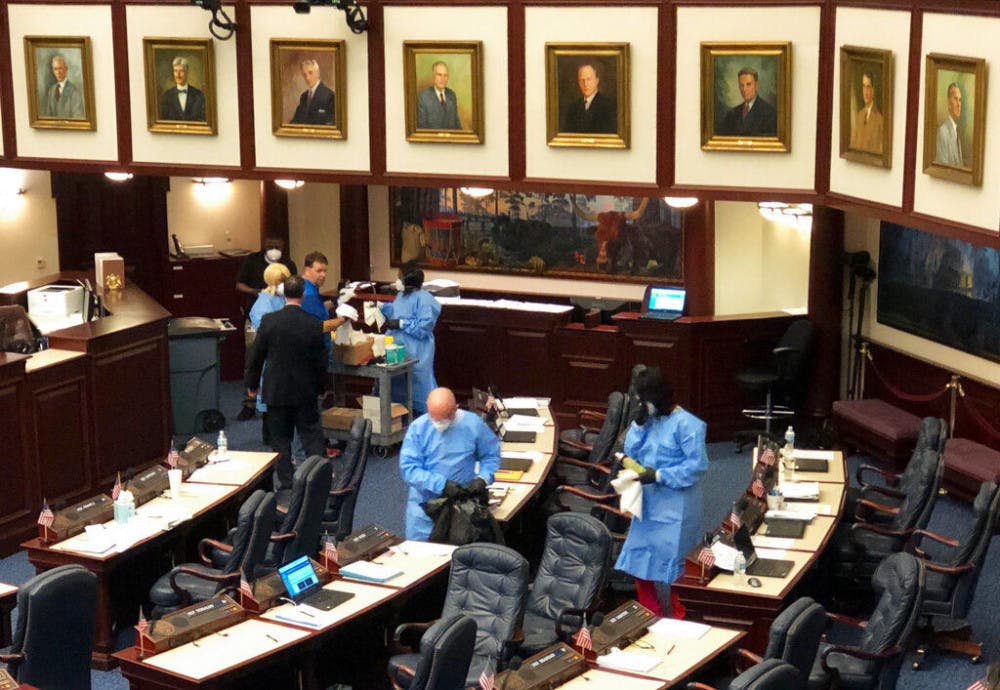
xmin=946 ymin=375 xmax=965 ymax=439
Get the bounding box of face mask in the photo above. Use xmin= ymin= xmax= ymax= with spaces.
xmin=645 ymin=401 xmax=657 ymax=416
xmin=431 ymin=418 xmax=452 ymax=433
xmin=276 ymin=283 xmax=285 ymax=296
xmin=265 ymin=248 xmax=282 ymax=263
xmin=393 ymin=279 xmax=404 ymax=292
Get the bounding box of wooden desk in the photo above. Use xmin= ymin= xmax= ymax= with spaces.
xmin=603 ymin=623 xmax=745 ymax=686
xmin=0 ymin=582 xmax=17 ymax=647
xmin=22 ymin=452 xmax=276 ymax=669
xmin=363 ymin=541 xmax=457 ymax=590
xmin=489 ymin=402 xmax=558 ymax=524
xmin=184 ymin=452 xmax=277 ymax=487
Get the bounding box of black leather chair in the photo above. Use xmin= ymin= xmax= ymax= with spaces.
xmin=688 ymin=659 xmax=802 ymax=690
xmin=323 ymin=416 xmax=372 ymax=540
xmin=556 ymin=391 xmax=626 ymax=467
xmin=389 ymin=543 xmax=530 ymax=688
xmin=390 ymin=614 xmax=478 ymax=690
xmin=890 ymin=481 xmax=1000 ymax=667
xmin=735 ymin=318 xmax=815 ymax=447
xmin=149 ymin=490 xmax=276 ymax=616
xmin=844 ymin=417 xmax=948 ymax=523
xmin=520 ymin=513 xmax=613 ymax=656
xmin=833 ymin=447 xmax=943 ymax=582
xmin=808 ymin=552 xmax=925 ymax=690
xmin=0 ymin=565 xmax=96 ymax=690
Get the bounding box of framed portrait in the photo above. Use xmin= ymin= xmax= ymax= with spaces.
xmin=922 ymin=53 xmax=987 ymax=187
xmin=700 ymin=42 xmax=792 ymax=153
xmin=23 ymin=36 xmax=96 ymax=131
xmin=403 ymin=41 xmax=483 ymax=144
xmin=142 ymin=37 xmax=217 ymax=135
xmin=545 ymin=43 xmax=630 ymax=149
xmin=839 ymin=45 xmax=893 ymax=168
xmin=270 ymin=39 xmax=346 ymax=140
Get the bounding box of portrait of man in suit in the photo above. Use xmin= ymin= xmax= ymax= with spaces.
xmin=562 ymin=62 xmax=617 ymax=134
xmin=26 ymin=38 xmax=95 ymax=130
xmin=718 ymin=66 xmax=777 ymax=137
xmin=417 ymin=61 xmax=462 ymax=130
xmin=291 ymin=59 xmax=336 ymax=126
xmin=850 ymin=71 xmax=884 ymax=155
xmin=935 ymin=82 xmax=965 ymax=168
xmin=41 ymin=55 xmax=85 ymax=119
xmin=159 ymin=57 xmax=206 ymax=122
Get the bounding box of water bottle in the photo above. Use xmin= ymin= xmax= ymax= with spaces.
xmin=733 ymin=551 xmax=747 ymax=586
xmin=217 ymin=430 xmax=228 ymax=459
xmin=782 ymin=426 xmax=796 ymax=480
xmin=784 ymin=426 xmax=796 ymax=450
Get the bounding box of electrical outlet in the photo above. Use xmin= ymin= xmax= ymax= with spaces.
xmin=35 ymin=256 xmax=46 ymax=269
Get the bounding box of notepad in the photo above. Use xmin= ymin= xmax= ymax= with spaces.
xmin=338 ymin=560 xmax=402 ymax=583
xmin=648 ymin=617 xmax=711 ymax=640
xmin=596 ymin=650 xmax=660 ymax=673
xmin=494 ymin=469 xmax=524 ymax=481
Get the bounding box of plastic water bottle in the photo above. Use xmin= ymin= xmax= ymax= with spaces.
xmin=784 ymin=426 xmax=796 ymax=450
xmin=733 ymin=551 xmax=747 ymax=586
xmin=783 ymin=426 xmax=796 ymax=480
xmin=217 ymin=430 xmax=228 ymax=459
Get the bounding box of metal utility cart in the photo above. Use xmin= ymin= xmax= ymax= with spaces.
xmin=326 ymin=357 xmax=416 ymax=456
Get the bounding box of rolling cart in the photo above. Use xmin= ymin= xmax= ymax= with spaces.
xmin=326 ymin=357 xmax=416 ymax=456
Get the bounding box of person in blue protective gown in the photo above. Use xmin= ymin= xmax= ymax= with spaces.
xmin=381 ymin=265 xmax=442 ymax=415
xmin=617 ymin=366 xmax=708 ymax=619
xmin=399 ymin=387 xmax=500 ymax=541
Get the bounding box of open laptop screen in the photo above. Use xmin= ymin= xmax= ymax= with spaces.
xmin=643 ymin=286 xmax=686 ymax=315
xmin=278 ymin=555 xmax=320 ymax=600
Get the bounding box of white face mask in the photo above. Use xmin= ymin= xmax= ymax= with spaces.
xmin=431 ymin=418 xmax=452 ymax=433
xmin=265 ymin=248 xmax=282 ymax=263
xmin=276 ymin=282 xmax=285 ymax=296
xmin=393 ymin=278 xmax=404 ymax=292
xmin=645 ymin=401 xmax=657 ymax=416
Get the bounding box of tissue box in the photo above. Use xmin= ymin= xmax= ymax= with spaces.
xmin=361 ymin=396 xmax=408 ymax=433
xmin=333 ymin=337 xmax=374 ymax=365
xmin=322 ymin=407 xmax=363 ymax=431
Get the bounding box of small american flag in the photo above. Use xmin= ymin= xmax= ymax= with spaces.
xmin=167 ymin=445 xmax=180 ymax=469
xmin=759 ymin=447 xmax=776 ymax=466
xmin=136 ymin=606 xmax=149 ymax=636
xmin=240 ymin=574 xmax=254 ymax=600
xmin=479 ymin=667 xmax=495 ymax=690
xmin=751 ymin=478 xmax=765 ymax=498
xmin=37 ymin=501 xmax=55 ymax=528
xmin=573 ymin=623 xmax=593 ymax=651
xmin=730 ymin=508 xmax=742 ymax=528
xmin=323 ymin=539 xmax=339 ymax=565
xmin=112 ymin=473 xmax=123 ymax=501
xmin=967 ymin=680 xmax=988 ymax=690
xmin=697 ymin=547 xmax=716 ymax=568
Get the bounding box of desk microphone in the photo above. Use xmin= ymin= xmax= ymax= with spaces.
xmin=591 ymin=612 xmax=605 ymax=627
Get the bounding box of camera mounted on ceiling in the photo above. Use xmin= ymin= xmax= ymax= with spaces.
xmin=292 ymin=0 xmax=369 ymax=34
xmin=189 ymin=0 xmax=237 ymax=41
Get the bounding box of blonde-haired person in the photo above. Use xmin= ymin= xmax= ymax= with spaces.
xmin=247 ymin=263 xmax=292 ymax=433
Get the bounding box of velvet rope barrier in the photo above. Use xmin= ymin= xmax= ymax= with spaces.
xmin=864 ymin=349 xmax=951 ymax=404
xmin=958 ymin=395 xmax=1000 ymax=441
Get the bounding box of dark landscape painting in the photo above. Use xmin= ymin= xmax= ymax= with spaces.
xmin=878 ymin=222 xmax=1000 ymax=362
xmin=389 ymin=187 xmax=685 ymax=283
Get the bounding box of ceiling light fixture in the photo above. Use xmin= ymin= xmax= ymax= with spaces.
xmin=663 ymin=197 xmax=699 ymax=209
xmin=459 ymin=187 xmax=494 ymax=199
xmin=757 ymin=201 xmax=813 ymax=231
xmin=104 ymin=172 xmax=134 ymax=182
xmin=275 ymin=179 xmax=305 ymax=190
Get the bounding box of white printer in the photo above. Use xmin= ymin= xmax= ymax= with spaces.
xmin=27 ymin=284 xmax=85 ymax=318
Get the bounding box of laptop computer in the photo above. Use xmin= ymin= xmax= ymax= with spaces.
xmin=733 ymin=525 xmax=795 ymax=578
xmin=761 ymin=518 xmax=807 ymax=539
xmin=791 ymin=457 xmax=830 ymax=473
xmin=278 ymin=555 xmax=355 ymax=611
xmin=640 ymin=285 xmax=687 ymax=321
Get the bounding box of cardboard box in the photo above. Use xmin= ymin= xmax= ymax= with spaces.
xmin=333 ymin=338 xmax=374 ymax=365
xmin=361 ymin=396 xmax=408 ymax=434
xmin=322 ymin=407 xmax=362 ymax=431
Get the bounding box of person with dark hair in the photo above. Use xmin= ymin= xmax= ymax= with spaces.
xmin=300 ymin=251 xmax=331 ymax=322
xmin=381 ymin=263 xmax=442 ymax=414
xmin=719 ymin=66 xmax=777 ymax=137
xmin=617 ymin=367 xmax=708 ymax=618
xmin=245 ymin=275 xmax=328 ymax=490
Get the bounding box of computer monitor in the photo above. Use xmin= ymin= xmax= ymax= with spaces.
xmin=641 ymin=285 xmax=687 ymax=320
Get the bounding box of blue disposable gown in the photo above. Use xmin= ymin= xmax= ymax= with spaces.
xmin=382 ymin=290 xmax=442 ymax=414
xmin=248 ymin=292 xmax=286 ymax=412
xmin=398 ymin=409 xmax=500 ymax=540
xmin=615 ymin=408 xmax=708 ymax=583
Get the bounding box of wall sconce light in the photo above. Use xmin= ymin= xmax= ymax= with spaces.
xmin=275 ymin=179 xmax=305 ymax=190
xmin=663 ymin=197 xmax=699 ymax=209
xmin=459 ymin=187 xmax=494 ymax=199
xmin=104 ymin=172 xmax=134 ymax=182
xmin=758 ymin=201 xmax=813 ymax=231
xmin=191 ymin=177 xmax=232 ymax=204
xmin=192 ymin=177 xmax=232 ymax=186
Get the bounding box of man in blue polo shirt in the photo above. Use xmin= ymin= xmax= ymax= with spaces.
xmin=301 ymin=251 xmax=331 ymax=322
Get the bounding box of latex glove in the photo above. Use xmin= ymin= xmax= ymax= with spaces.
xmin=335 ymin=303 xmax=359 ymax=321
xmin=385 ymin=318 xmax=401 ymax=330
xmin=623 ymin=457 xmax=656 ymax=484
xmin=465 ymin=478 xmax=487 ymax=494
xmin=443 ymin=480 xmax=463 ymax=498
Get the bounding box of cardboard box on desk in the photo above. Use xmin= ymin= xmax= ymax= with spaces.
xmin=333 ymin=337 xmax=374 ymax=365
xmin=322 ymin=407 xmax=363 ymax=431
xmin=361 ymin=396 xmax=408 ymax=433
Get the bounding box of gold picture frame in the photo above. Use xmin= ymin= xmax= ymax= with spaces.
xmin=545 ymin=42 xmax=630 ymax=149
xmin=270 ymin=39 xmax=346 ymax=140
xmin=922 ymin=53 xmax=987 ymax=187
xmin=700 ymin=42 xmax=791 ymax=153
xmin=403 ymin=41 xmax=484 ymax=144
xmin=142 ymin=37 xmax=217 ymax=135
xmin=839 ymin=45 xmax=893 ymax=168
xmin=24 ymin=36 xmax=96 ymax=131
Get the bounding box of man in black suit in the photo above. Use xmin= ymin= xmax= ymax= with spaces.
xmin=719 ymin=66 xmax=777 ymax=137
xmin=563 ymin=62 xmax=617 ymax=134
xmin=246 ymin=275 xmax=328 ymax=490
xmin=291 ymin=59 xmax=336 ymax=126
xmin=159 ymin=57 xmax=206 ymax=122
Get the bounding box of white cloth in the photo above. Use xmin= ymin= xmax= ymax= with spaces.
xmin=364 ymin=301 xmax=386 ymax=328
xmin=335 ymin=303 xmax=359 ymax=321
xmin=611 ymin=468 xmax=643 ymax=520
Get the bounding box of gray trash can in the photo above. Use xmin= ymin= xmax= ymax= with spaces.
xmin=168 ymin=317 xmax=235 ymax=435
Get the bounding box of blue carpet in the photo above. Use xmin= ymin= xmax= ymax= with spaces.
xmin=0 ymin=380 xmax=994 ymax=689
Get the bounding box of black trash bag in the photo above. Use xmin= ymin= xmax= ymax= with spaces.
xmin=423 ymin=484 xmax=504 ymax=546
xmin=194 ymin=408 xmax=227 ymax=433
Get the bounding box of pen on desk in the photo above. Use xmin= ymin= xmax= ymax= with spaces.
xmin=265 ymin=633 xmax=279 ymax=643
xmin=666 ymin=644 xmax=676 ymax=655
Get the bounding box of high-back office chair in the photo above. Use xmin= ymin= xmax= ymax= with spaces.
xmin=888 ymin=481 xmax=1000 ymax=667
xmin=844 ymin=417 xmax=948 ymax=523
xmin=0 ymin=305 xmax=42 ymax=354
xmin=389 ymin=543 xmax=530 ymax=689
xmin=612 ymin=363 xmax=649 ymax=456
xmin=554 ymin=391 xmax=626 ymax=487
xmin=520 ymin=513 xmax=613 ymax=656
xmin=390 ymin=615 xmax=478 ymax=690
xmin=688 ymin=659 xmax=802 ymax=690
xmin=0 ymin=565 xmax=96 ymax=690
xmin=149 ymin=490 xmax=276 ymax=616
xmin=809 ymin=552 xmax=925 ymax=690
xmin=323 ymin=416 xmax=372 ymax=540
xmin=267 ymin=455 xmax=332 ymax=567
xmin=734 ymin=318 xmax=815 ymax=448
